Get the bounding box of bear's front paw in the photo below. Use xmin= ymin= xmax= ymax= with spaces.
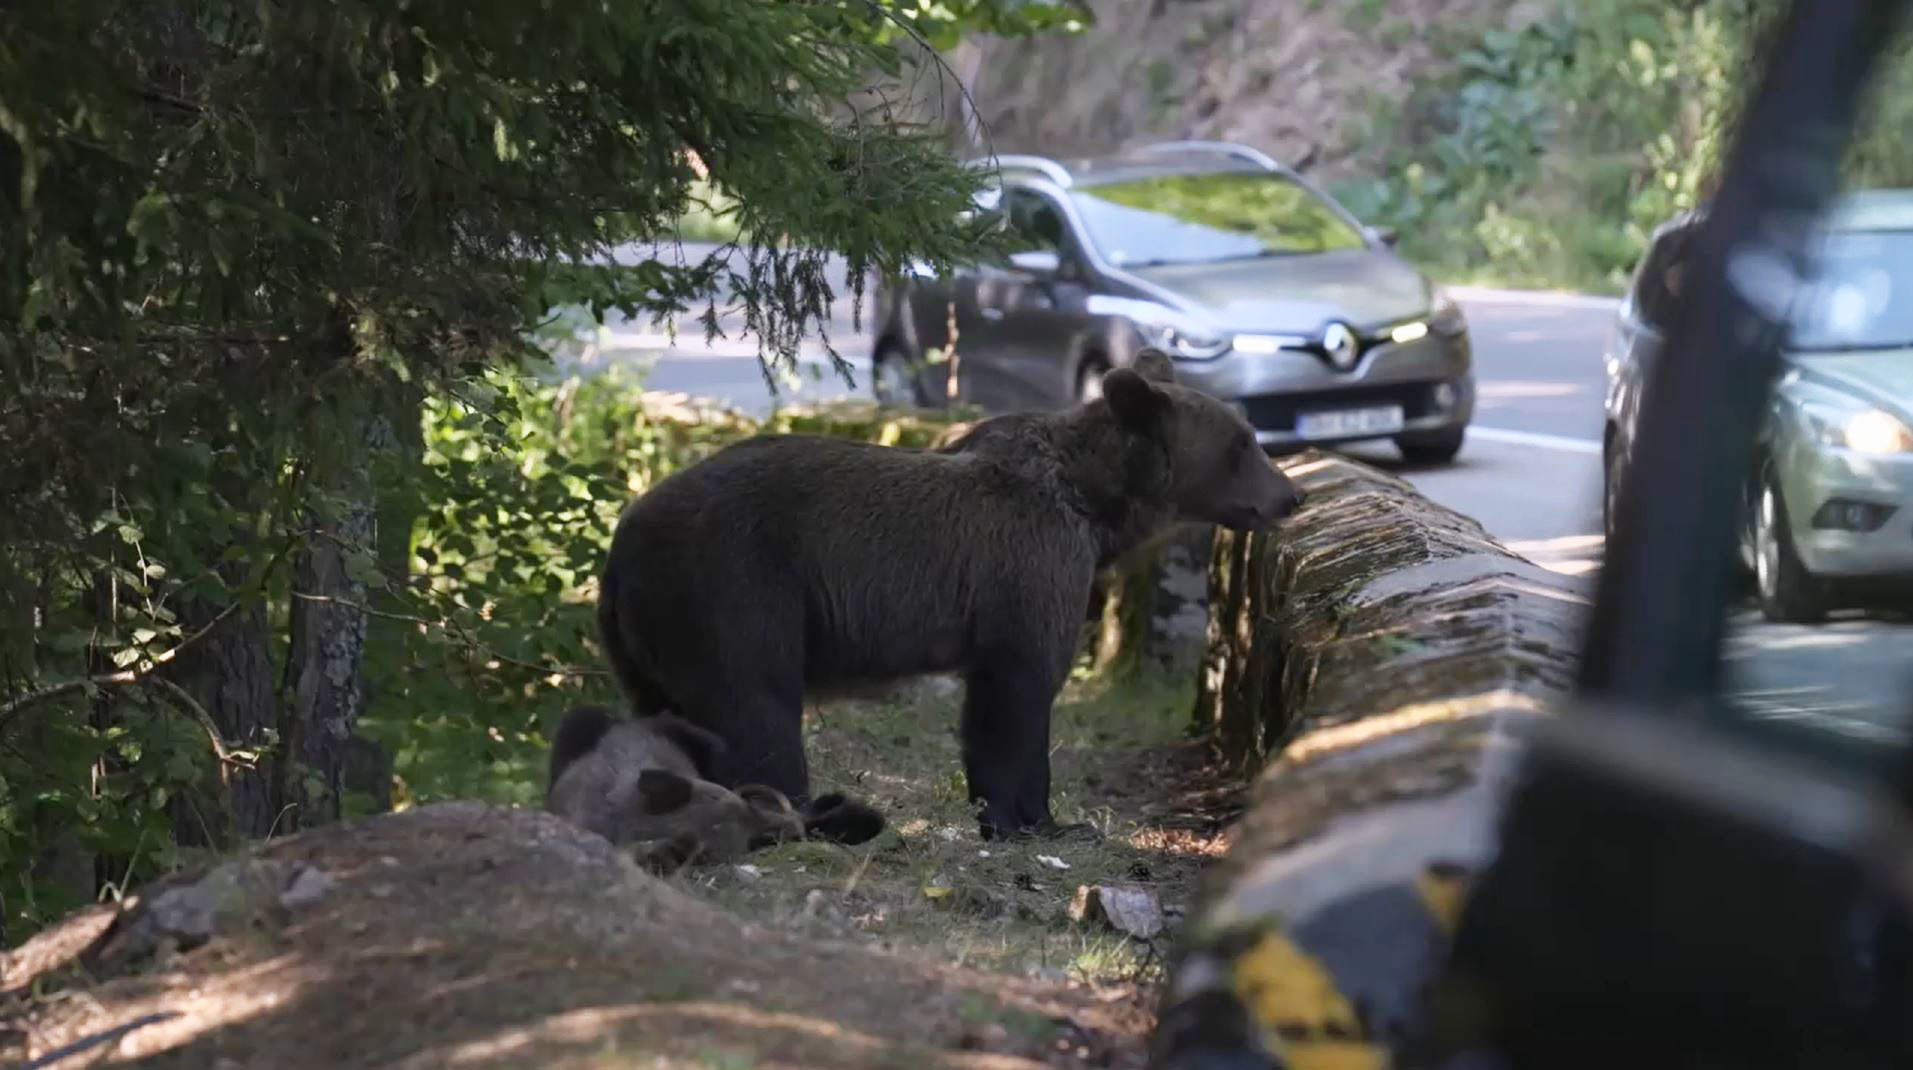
xmin=1029 ymin=819 xmax=1101 ymax=844
xmin=979 ymin=817 xmax=1101 ymax=844
xmin=803 ymin=792 xmax=887 ymax=846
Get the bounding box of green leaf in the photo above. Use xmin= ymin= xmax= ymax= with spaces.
xmin=344 ymin=549 xmax=384 ymax=587
xmin=166 ymin=754 xmax=199 ymax=783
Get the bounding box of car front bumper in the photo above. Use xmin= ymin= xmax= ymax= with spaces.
xmin=1173 ymin=329 xmax=1475 ymax=449
xmin=1779 ymin=439 xmax=1913 ymax=578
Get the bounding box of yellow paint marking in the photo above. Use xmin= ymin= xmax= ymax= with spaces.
xmin=1282 ymin=1044 xmax=1394 ymax=1070
xmin=1280 ymin=690 xmax=1534 ymax=764
xmin=1231 ymin=929 xmax=1388 ymax=1070
xmin=1414 ymin=868 xmax=1471 ymax=935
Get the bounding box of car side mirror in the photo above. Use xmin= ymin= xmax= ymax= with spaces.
xmin=1366 ymin=225 xmax=1399 ymax=248
xmin=958 ymin=206 xmax=1010 ymax=237
xmin=1008 ymin=249 xmax=1061 ymax=276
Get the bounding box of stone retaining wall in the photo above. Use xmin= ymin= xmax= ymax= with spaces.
xmin=1154 ymin=451 xmax=1587 ymax=1069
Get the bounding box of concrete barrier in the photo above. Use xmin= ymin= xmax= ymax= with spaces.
xmin=1154 ymin=451 xmax=1587 ymax=1068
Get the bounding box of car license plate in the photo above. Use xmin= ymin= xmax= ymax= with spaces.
xmin=1295 ymin=405 xmax=1406 ymax=439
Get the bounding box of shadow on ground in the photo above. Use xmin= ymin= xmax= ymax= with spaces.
xmin=4 ymin=675 xmax=1234 ymax=1070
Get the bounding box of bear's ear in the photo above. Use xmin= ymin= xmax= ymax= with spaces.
xmin=1131 ymin=347 xmax=1177 ymax=384
xmin=1102 ymin=367 xmax=1167 ymax=431
xmin=635 ymin=769 xmax=695 ymax=815
xmin=735 ymin=783 xmax=797 ymax=819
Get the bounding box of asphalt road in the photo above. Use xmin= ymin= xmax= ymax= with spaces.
xmin=1349 ymin=291 xmax=1912 ymax=758
xmin=584 ymin=276 xmax=1910 ymax=756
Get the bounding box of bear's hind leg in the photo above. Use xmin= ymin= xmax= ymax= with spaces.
xmin=696 ymin=679 xmax=812 ymax=805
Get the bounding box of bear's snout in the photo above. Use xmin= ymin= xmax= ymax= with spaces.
xmin=1246 ymin=469 xmax=1305 ymax=528
xmin=1253 ymin=483 xmax=1304 ymax=527
xmin=1275 ymin=485 xmax=1306 ymax=518
xmin=1213 ymin=482 xmax=1303 ymax=531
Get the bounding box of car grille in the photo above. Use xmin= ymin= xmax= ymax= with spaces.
xmin=1239 ymin=382 xmax=1439 ymax=432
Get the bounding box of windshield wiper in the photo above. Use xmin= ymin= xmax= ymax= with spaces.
xmin=1792 ymin=339 xmax=1913 ymax=352
xmin=1120 ymin=249 xmax=1294 ymax=268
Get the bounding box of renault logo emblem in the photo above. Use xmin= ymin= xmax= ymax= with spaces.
xmin=1321 ymin=321 xmax=1359 ymax=371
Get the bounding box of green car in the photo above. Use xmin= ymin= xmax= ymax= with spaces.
xmin=1604 ymin=190 xmax=1913 ymax=622
xmin=869 ymin=141 xmax=1475 ymax=463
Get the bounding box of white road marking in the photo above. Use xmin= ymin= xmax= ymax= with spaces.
xmin=1447 ymin=286 xmax=1623 ymax=311
xmin=1477 ymin=379 xmax=1586 ymax=399
xmin=1467 ymin=425 xmax=1603 ymax=454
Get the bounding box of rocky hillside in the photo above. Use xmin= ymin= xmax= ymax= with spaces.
xmin=954 ymin=0 xmax=1525 ymax=184
xmin=939 ymin=0 xmax=1913 ymax=293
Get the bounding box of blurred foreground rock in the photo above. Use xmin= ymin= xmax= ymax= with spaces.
xmin=2 ymin=803 xmax=1144 ymax=1069
xmin=1154 ymin=450 xmax=1585 ymax=1068
xmin=1069 ymin=885 xmax=1166 ymax=942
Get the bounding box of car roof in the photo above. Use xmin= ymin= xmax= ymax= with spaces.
xmin=1057 ymin=155 xmax=1271 ymax=188
xmin=976 ymin=149 xmax=1285 ymax=191
xmin=1649 ymin=188 xmax=1913 ymax=244
xmin=1824 ymin=188 xmax=1913 ymax=231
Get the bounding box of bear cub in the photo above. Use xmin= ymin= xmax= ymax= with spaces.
xmin=544 ymin=704 xmax=881 ymax=867
xmin=596 ymin=348 xmax=1301 ymax=840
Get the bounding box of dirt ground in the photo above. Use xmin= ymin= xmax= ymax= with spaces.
xmin=0 ymin=672 xmax=1245 ymax=1069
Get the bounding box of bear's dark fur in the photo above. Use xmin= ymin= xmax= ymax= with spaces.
xmin=597 ymin=349 xmax=1300 ymax=839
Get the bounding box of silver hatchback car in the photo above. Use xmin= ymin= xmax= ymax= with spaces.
xmin=1603 ymin=191 xmax=1913 ymax=622
xmin=869 ymin=142 xmax=1476 ymax=463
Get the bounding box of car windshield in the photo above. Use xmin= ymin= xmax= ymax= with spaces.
xmin=1068 ymin=171 xmax=1368 ymax=268
xmin=1790 ymin=228 xmax=1913 ymax=350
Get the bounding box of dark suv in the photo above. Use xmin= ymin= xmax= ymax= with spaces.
xmin=868 ymin=141 xmax=1475 ymax=461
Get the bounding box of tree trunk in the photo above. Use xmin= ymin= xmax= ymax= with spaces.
xmin=285 ymin=366 xmax=404 ymax=829
xmin=2 ymin=562 xmax=92 ymax=929
xmin=352 ymin=375 xmax=422 ymax=818
xmin=165 ymin=583 xmax=281 ymax=842
xmin=286 ymin=442 xmax=380 ymax=828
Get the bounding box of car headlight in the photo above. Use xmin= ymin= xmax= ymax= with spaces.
xmin=1844 ymin=408 xmax=1913 ymax=453
xmin=1427 ymin=288 xmax=1467 ymax=335
xmin=1087 ymin=295 xmax=1231 ymax=361
xmin=1799 ymin=400 xmax=1913 ymax=454
xmin=1136 ymin=320 xmax=1230 ymax=361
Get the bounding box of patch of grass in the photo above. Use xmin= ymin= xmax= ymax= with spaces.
xmin=701 ymin=1051 xmax=759 ymax=1070
xmin=670 ymin=669 xmax=1226 ymax=995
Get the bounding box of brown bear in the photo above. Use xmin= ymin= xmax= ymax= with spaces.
xmin=544 ymin=703 xmax=823 ymax=868
xmin=596 ymin=348 xmax=1301 ymax=840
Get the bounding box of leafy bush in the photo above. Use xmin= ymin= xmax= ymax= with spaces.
xmin=1 ymin=0 xmax=1047 ymax=939
xmin=1337 ymin=1 xmax=1913 ymax=293
xmin=360 ymin=367 xmax=976 ymax=812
